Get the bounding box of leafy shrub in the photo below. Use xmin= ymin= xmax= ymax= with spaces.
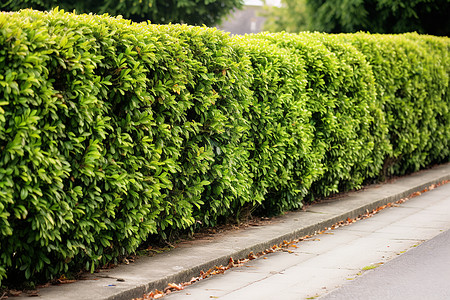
xmin=338 ymin=33 xmax=450 ymax=175
xmin=250 ymin=32 xmax=385 ymax=197
xmin=148 ymin=24 xmax=254 ymax=230
xmin=0 ymin=9 xmax=448 ymax=286
xmin=309 ymin=33 xmax=390 ymax=188
xmin=233 ymin=36 xmax=315 ymax=215
xmin=0 ymin=9 xmax=253 ymax=285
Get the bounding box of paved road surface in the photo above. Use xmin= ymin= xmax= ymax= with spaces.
xmin=164 ymin=183 xmax=450 ymax=300
xmin=322 ymin=228 xmax=450 ymax=300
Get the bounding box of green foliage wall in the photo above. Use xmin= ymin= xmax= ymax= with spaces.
xmin=250 ymin=32 xmax=388 ymax=197
xmin=0 ymin=9 xmax=448 ymax=286
xmin=336 ymin=33 xmax=450 ymax=175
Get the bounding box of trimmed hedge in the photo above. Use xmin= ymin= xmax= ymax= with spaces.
xmin=0 ymin=9 xmax=448 ymax=285
xmin=339 ymin=32 xmax=450 ymax=175
xmin=249 ymin=32 xmax=387 ymax=198
xmin=0 ymin=9 xmax=254 ymax=283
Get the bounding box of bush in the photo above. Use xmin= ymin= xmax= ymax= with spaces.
xmin=148 ymin=24 xmax=254 ymax=230
xmin=0 ymin=9 xmax=448 ymax=286
xmin=233 ymin=36 xmax=315 ymax=215
xmin=0 ymin=9 xmax=253 ymax=285
xmin=337 ymin=33 xmax=450 ymax=175
xmin=250 ymin=32 xmax=386 ymax=197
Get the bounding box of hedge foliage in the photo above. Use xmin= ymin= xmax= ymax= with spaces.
xmin=0 ymin=9 xmax=448 ymax=285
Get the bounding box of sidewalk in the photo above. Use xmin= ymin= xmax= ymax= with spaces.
xmin=16 ymin=163 xmax=450 ymax=300
xmin=162 ymin=170 xmax=450 ymax=299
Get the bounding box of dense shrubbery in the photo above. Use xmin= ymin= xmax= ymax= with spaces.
xmin=0 ymin=9 xmax=448 ymax=286
xmin=339 ymin=33 xmax=450 ymax=175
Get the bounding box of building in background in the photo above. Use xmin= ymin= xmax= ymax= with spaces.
xmin=216 ymin=0 xmax=280 ymax=35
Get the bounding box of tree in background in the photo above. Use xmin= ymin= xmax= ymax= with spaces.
xmin=0 ymin=0 xmax=244 ymax=26
xmin=263 ymin=0 xmax=308 ymax=32
xmin=265 ymin=0 xmax=450 ymax=36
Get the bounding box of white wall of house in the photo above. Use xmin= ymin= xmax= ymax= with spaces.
xmin=216 ymin=0 xmax=281 ymax=35
xmin=217 ymin=6 xmax=266 ymax=35
xmin=244 ymin=0 xmax=281 ymax=7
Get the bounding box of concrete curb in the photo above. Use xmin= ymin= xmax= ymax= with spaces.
xmin=18 ymin=163 xmax=450 ymax=300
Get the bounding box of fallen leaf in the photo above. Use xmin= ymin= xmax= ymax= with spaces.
xmin=37 ymin=282 xmax=51 ymax=288
xmin=26 ymin=290 xmax=39 ymax=297
xmin=56 ymin=279 xmax=77 ymax=284
xmin=8 ymin=289 xmax=22 ymax=296
xmin=167 ymin=283 xmax=183 ymax=291
xmin=228 ymin=257 xmax=235 ymax=268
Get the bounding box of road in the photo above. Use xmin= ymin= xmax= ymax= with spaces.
xmin=163 ymin=182 xmax=450 ymax=300
xmin=321 ymin=228 xmax=450 ymax=299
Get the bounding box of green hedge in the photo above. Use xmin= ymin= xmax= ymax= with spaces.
xmin=0 ymin=9 xmax=448 ymax=286
xmin=250 ymin=32 xmax=388 ymax=198
xmin=339 ymin=32 xmax=450 ymax=175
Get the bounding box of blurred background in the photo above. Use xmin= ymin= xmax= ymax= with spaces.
xmin=2 ymin=0 xmax=449 ymax=35
xmin=219 ymin=0 xmax=450 ymax=36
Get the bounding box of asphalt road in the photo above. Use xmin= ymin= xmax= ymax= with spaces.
xmin=164 ymin=182 xmax=450 ymax=300
xmin=321 ymin=228 xmax=450 ymax=300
